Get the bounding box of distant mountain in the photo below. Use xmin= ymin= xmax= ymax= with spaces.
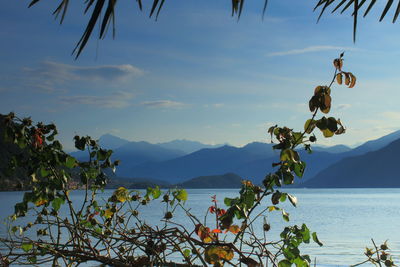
xmin=71 ymin=137 xmax=186 ymax=178
xmin=302 ymin=138 xmax=400 ymax=188
xmin=106 ymin=177 xmax=170 ymax=189
xmin=112 ymin=141 xmax=186 ymax=177
xmin=313 ymin=144 xmax=351 ymax=154
xmin=177 ymin=173 xmax=242 ymax=188
xmin=127 ymin=142 xmax=349 ymax=184
xmin=157 ymin=139 xmax=223 ymax=154
xmin=98 ymin=134 xmax=129 ymax=150
xmin=348 ymin=130 xmax=400 ymax=156
xmin=129 ymin=144 xmax=276 ymax=184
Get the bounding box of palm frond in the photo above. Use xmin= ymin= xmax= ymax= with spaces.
xmin=26 ymin=0 xmax=400 ymax=58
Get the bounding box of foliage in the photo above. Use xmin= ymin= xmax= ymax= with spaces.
xmin=0 ymin=55 xmax=360 ymax=266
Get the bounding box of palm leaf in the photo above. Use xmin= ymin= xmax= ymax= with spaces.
xmin=26 ymin=0 xmax=400 ymax=58
xmin=72 ymin=0 xmax=106 ymax=59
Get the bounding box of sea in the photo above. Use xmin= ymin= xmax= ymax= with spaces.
xmin=1 ymin=188 xmax=400 ymax=266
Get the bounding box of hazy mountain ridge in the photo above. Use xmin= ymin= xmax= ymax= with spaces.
xmin=3 ymin=130 xmax=400 ymax=190
xmin=302 ymin=138 xmax=400 ymax=188
xmin=127 ymin=143 xmax=349 ymax=184
xmin=70 ymin=131 xmax=400 ymax=186
xmin=157 ymin=139 xmax=224 ymax=154
xmin=176 ymin=173 xmax=242 ymax=188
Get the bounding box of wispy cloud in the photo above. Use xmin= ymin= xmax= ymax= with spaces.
xmin=337 ymin=104 xmax=352 ymax=110
xmin=141 ymin=100 xmax=187 ymax=108
xmin=267 ymin=46 xmax=357 ymax=57
xmin=59 ymin=91 xmax=134 ymax=108
xmin=23 ymin=61 xmax=144 ymax=92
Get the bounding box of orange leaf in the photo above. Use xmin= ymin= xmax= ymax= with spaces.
xmin=228 ymin=225 xmax=240 ymax=234
xmin=211 ymin=229 xmax=222 ymax=233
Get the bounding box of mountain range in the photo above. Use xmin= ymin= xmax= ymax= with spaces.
xmin=71 ymin=129 xmax=400 ymax=188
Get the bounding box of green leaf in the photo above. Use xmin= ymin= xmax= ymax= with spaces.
xmin=292 ymin=131 xmax=303 ymax=144
xmin=152 ymin=186 xmax=161 ymax=199
xmin=27 ymin=255 xmax=37 ymax=264
xmin=147 ymin=186 xmax=161 ymax=199
xmin=242 ymin=190 xmax=255 ymax=208
xmin=174 ymin=189 xmax=188 ymax=202
xmin=65 ymin=156 xmax=76 ymax=169
xmin=301 ymin=224 xmax=310 ymax=243
xmin=304 ymin=119 xmax=316 ymax=134
xmin=280 ymin=149 xmax=300 ymax=163
xmin=97 ymin=149 xmax=108 ymax=161
xmin=40 ymin=167 xmax=50 ymax=178
xmin=282 ymin=171 xmax=294 ymax=185
xmin=278 ymin=259 xmax=292 ymax=267
xmin=52 ymin=197 xmax=64 ymax=211
xmin=293 ymin=257 xmax=308 ymax=267
xmin=293 ymin=161 xmax=306 ymax=178
xmin=280 ymin=193 xmax=287 ymax=202
xmin=183 ymin=248 xmax=191 ymax=258
xmin=312 ymin=232 xmax=323 ymax=246
xmin=224 ymin=197 xmax=239 ymax=207
xmin=282 ymin=210 xmax=290 ymax=222
xmin=21 ymin=243 xmax=33 ymax=252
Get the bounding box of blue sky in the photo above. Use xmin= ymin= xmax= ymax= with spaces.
xmin=1 ymin=1 xmax=400 ymax=150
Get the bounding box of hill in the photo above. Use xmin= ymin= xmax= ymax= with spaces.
xmin=127 ymin=142 xmax=349 ymax=184
xmin=128 ymin=143 xmax=278 ymax=184
xmin=177 ymin=173 xmax=242 ymax=188
xmin=105 ymin=177 xmax=170 ymax=189
xmin=98 ymin=134 xmax=129 ymax=149
xmin=347 ymin=130 xmax=400 ymax=157
xmin=157 ymin=139 xmax=223 ymax=154
xmin=302 ymin=138 xmax=400 ymax=188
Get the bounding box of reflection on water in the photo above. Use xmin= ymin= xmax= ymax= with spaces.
xmin=1 ymin=188 xmax=400 ymax=266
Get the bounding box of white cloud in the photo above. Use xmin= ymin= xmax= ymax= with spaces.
xmin=267 ymin=46 xmax=357 ymax=57
xmin=141 ymin=100 xmax=187 ymax=108
xmin=337 ymin=103 xmax=352 ymax=110
xmin=23 ymin=61 xmax=144 ymax=92
xmin=59 ymin=91 xmax=134 ymax=108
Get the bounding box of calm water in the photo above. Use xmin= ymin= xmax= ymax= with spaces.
xmin=1 ymin=188 xmax=400 ymax=266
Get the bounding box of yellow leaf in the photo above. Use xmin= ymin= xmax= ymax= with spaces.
xmin=35 ymin=198 xmax=48 ymax=207
xmin=336 ymin=73 xmax=342 ymax=85
xmin=30 ymin=173 xmax=38 ymax=183
xmin=268 ymin=206 xmax=277 ymax=212
xmin=349 ymin=72 xmax=356 ymax=88
xmin=205 ymin=246 xmax=234 ymax=264
xmin=104 ymin=209 xmax=114 ymax=219
xmin=344 ymin=72 xmax=350 ymax=86
xmin=228 ymin=225 xmax=240 ymax=234
xmin=322 ymin=129 xmax=334 ymax=138
xmin=304 ymin=119 xmax=316 ymax=134
xmin=203 ymin=236 xmax=213 ymax=243
xmin=114 ymin=187 xmax=129 ymax=203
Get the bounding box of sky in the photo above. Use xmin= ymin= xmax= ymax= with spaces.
xmin=1 ymin=0 xmax=400 ymax=151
